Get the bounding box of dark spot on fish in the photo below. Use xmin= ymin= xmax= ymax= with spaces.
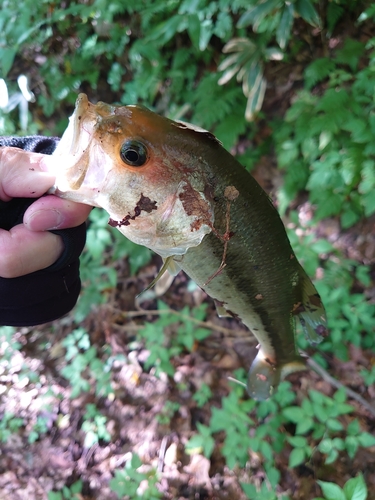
xmin=315 ymin=324 xmax=329 ymax=337
xmin=292 ymin=302 xmax=306 ymax=315
xmin=255 ymin=294 xmax=263 ymax=300
xmin=78 ymin=115 xmax=82 ymax=120
xmin=134 ymin=206 xmax=141 ymax=217
xmin=309 ymin=294 xmax=322 ymax=307
xmin=136 ymin=194 xmax=158 ymax=213
xmin=108 ymin=193 xmax=157 ymax=228
xmin=225 ymin=309 xmax=239 ymax=319
xmin=29 ymin=168 xmax=35 ymax=171
xmin=306 ymin=306 xmax=317 ymax=313
xmin=253 ymin=328 xmax=259 ymax=331
xmin=179 ymin=183 xmax=212 ymax=231
xmin=108 ymin=218 xmax=120 ymax=227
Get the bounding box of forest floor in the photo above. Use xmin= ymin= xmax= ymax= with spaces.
xmin=0 ymin=159 xmax=374 ymax=500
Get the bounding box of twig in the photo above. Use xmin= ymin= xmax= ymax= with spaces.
xmin=304 ymin=353 xmax=375 ymax=418
xmin=108 ymin=305 xmax=252 ymax=339
xmin=227 ymin=376 xmax=247 ymax=389
xmin=158 ymin=435 xmax=170 ymax=473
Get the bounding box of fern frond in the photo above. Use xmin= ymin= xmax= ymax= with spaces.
xmin=304 ymin=58 xmax=336 ymax=89
xmin=326 ymin=2 xmax=344 ymax=35
xmin=191 ymin=73 xmax=244 ymax=129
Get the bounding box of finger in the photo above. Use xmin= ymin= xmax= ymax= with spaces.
xmin=0 ymin=225 xmax=64 ymax=278
xmin=0 ymin=147 xmax=55 ymax=201
xmin=24 ymin=195 xmax=92 ymax=231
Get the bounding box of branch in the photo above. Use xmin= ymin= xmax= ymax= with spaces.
xmin=108 ymin=305 xmax=253 ymax=341
xmin=304 ymin=353 xmax=375 ymax=418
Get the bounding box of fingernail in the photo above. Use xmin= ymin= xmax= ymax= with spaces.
xmin=27 ymin=209 xmax=64 ymax=230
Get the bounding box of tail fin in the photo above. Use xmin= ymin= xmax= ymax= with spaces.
xmin=247 ymin=351 xmax=305 ymax=401
xmin=296 ymin=265 xmax=328 ymax=345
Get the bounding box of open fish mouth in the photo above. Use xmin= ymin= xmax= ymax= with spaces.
xmin=51 ymin=94 xmax=100 ymax=193
xmin=57 ymin=93 xmax=93 ymax=157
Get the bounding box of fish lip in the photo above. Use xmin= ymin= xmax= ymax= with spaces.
xmin=70 ymin=94 xmax=92 ymax=156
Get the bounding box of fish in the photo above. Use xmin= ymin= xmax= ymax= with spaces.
xmin=49 ymin=93 xmax=328 ymax=400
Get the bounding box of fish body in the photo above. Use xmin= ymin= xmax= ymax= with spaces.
xmin=51 ymin=94 xmax=327 ymax=400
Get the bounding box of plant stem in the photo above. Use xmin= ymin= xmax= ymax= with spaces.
xmin=305 ymin=354 xmax=375 ymax=418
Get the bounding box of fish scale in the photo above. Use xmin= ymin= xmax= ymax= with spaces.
xmin=50 ymin=93 xmax=328 ymax=400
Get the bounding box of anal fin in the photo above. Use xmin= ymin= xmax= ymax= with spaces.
xmin=297 ymin=265 xmax=328 ymax=344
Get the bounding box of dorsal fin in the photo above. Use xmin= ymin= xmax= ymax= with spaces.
xmin=172 ymin=120 xmax=222 ymax=145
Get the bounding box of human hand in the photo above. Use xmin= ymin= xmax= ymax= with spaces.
xmin=0 ymin=147 xmax=91 ymax=278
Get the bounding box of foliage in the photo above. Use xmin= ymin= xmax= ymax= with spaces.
xmin=187 ymin=376 xmax=374 ymax=498
xmin=314 ymin=474 xmax=368 ymax=500
xmin=47 ymin=481 xmax=83 ymax=500
xmin=0 ymin=412 xmax=24 ymax=443
xmin=109 ymin=453 xmax=162 ymax=500
xmin=137 ymin=301 xmax=210 ymax=377
xmin=60 ymin=327 xmax=114 ymax=398
xmin=274 ymin=37 xmax=375 ymax=228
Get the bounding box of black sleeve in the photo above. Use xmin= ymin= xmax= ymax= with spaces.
xmin=0 ymin=136 xmax=87 ymax=326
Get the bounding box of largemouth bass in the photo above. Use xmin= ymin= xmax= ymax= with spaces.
xmin=50 ymin=93 xmax=327 ymax=400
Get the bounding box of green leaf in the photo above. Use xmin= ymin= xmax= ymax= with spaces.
xmin=47 ymin=493 xmax=63 ymax=500
xmin=187 ymin=13 xmax=200 ymax=50
xmin=296 ymin=416 xmax=314 ymax=435
xmin=295 ymin=0 xmax=321 ymax=28
xmin=357 ymin=432 xmax=375 ymax=448
xmin=237 ymin=0 xmax=280 ymax=29
xmin=304 ymin=58 xmax=336 ymax=89
xmin=0 ymin=47 xmax=16 ymax=76
xmin=289 ymin=447 xmax=306 ymax=468
xmin=240 ymin=483 xmax=257 ymax=497
xmin=288 ymin=436 xmax=307 ymax=448
xmin=199 ymin=19 xmax=213 ymax=51
xmin=283 ymin=406 xmax=305 ymax=423
xmin=326 ymin=418 xmax=344 ymax=432
xmin=277 ymin=3 xmax=294 ymax=49
xmin=343 ymin=474 xmax=368 ymax=500
xmin=362 ymin=192 xmax=375 ymax=217
xmin=317 ymin=480 xmax=346 ymax=500
xmin=335 ymin=39 xmax=365 ymax=71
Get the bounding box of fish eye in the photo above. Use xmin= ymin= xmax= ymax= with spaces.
xmin=120 ymin=140 xmax=148 ymax=167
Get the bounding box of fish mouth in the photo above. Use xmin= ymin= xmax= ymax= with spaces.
xmin=52 ymin=94 xmax=99 ymax=191
xmin=70 ymin=94 xmax=91 ymax=157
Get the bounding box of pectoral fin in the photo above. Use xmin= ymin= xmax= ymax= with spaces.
xmin=137 ymin=256 xmax=180 ymax=297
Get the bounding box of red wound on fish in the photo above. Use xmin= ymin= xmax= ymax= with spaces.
xmin=108 ymin=193 xmax=157 ymax=228
xmin=204 ymin=185 xmax=238 ymax=286
xmin=178 ymin=183 xmax=213 ymax=231
xmin=137 ymin=194 xmax=158 ymax=213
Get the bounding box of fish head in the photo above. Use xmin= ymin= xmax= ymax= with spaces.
xmin=50 ymin=94 xmax=217 ymax=257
